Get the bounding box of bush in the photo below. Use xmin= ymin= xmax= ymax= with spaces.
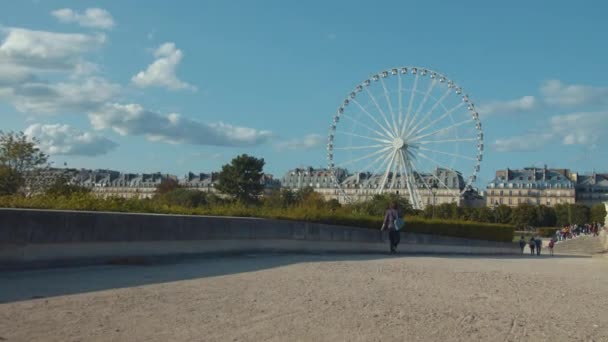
xmin=537 ymin=227 xmax=559 ymax=238
xmin=0 ymin=193 xmax=515 ymax=242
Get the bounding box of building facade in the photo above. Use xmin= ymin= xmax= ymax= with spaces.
xmin=281 ymin=166 xmax=468 ymax=206
xmin=573 ymin=172 xmax=608 ymax=206
xmin=486 ymin=167 xmax=576 ymax=207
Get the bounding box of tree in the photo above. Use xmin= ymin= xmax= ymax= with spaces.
xmin=590 ymin=203 xmax=607 ymax=224
xmin=493 ymin=205 xmax=512 ymax=224
xmin=535 ymin=205 xmax=557 ymax=227
xmin=511 ymin=203 xmax=538 ymax=229
xmin=155 ymin=178 xmax=180 ymax=195
xmin=0 ymin=131 xmax=48 ymax=195
xmin=216 ymin=154 xmax=265 ymax=203
xmin=46 ymin=176 xmax=90 ymax=197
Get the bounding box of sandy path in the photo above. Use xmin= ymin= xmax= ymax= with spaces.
xmin=1 ymin=253 xmax=608 ymax=342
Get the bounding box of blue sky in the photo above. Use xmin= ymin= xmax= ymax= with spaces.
xmin=1 ymin=0 xmax=607 ymax=187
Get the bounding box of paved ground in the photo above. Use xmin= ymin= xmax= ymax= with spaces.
xmin=1 ymin=251 xmax=608 ymax=342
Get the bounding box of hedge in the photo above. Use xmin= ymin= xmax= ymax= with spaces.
xmin=0 ymin=194 xmax=515 ymax=243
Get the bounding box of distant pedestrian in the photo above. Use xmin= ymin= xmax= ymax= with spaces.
xmin=529 ymin=237 xmax=536 ymax=256
xmin=518 ymin=236 xmax=526 ymax=255
xmin=548 ymin=239 xmax=555 ymax=256
xmin=381 ymin=202 xmax=401 ymax=254
xmin=535 ymin=237 xmax=542 ymax=256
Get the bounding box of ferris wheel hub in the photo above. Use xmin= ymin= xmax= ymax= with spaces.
xmin=392 ymin=137 xmax=405 ymax=150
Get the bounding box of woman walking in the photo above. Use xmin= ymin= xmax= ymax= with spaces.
xmin=381 ymin=202 xmax=401 ymax=254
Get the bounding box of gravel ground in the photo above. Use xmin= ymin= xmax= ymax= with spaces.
xmin=1 ymin=253 xmax=608 ymax=342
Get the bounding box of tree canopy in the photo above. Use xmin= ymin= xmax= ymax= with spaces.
xmin=0 ymin=131 xmax=48 ymax=195
xmin=216 ymin=154 xmax=265 ymax=203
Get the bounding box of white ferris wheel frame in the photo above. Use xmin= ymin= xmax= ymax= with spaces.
xmin=327 ymin=66 xmax=484 ymax=209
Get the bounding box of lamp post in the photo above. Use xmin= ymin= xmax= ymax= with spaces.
xmin=431 ymin=181 xmax=438 ymax=219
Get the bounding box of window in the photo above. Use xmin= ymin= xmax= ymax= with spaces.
xmin=517 ymin=198 xmax=521 ymax=204
xmin=499 ymin=190 xmax=503 ymax=196
xmin=499 ymin=198 xmax=503 ymax=204
xmin=509 ymin=190 xmax=512 ymax=196
xmin=508 ymin=198 xmax=512 ymax=205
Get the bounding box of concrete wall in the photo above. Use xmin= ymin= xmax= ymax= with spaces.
xmin=0 ymin=208 xmax=518 ymax=268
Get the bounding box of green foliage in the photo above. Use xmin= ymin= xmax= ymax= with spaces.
xmin=511 ymin=203 xmax=538 ymax=229
xmin=554 ymin=203 xmax=590 ymax=226
xmin=0 ymin=131 xmax=48 ymax=194
xmin=154 ymin=188 xmax=208 ymax=208
xmin=590 ymin=203 xmax=607 ymax=224
xmin=350 ymin=193 xmax=414 ymax=217
xmin=493 ymin=205 xmax=513 ymax=224
xmin=0 ymin=193 xmax=515 ymax=242
xmin=0 ymin=166 xmax=23 ymax=196
xmin=535 ymin=205 xmax=557 ymax=227
xmin=155 ymin=178 xmax=180 ymax=195
xmin=216 ymin=154 xmax=265 ymax=203
xmin=537 ymin=227 xmax=559 ymax=238
xmin=45 ymin=177 xmax=91 ymax=197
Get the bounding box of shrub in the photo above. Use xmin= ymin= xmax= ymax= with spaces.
xmin=0 ymin=194 xmax=515 ymax=242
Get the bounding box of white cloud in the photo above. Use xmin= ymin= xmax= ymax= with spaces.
xmin=0 ymin=27 xmax=106 ymax=72
xmin=131 ymin=42 xmax=195 ymax=91
xmin=1 ymin=77 xmax=120 ymax=114
xmin=51 ymin=8 xmax=115 ymax=30
xmin=89 ymin=103 xmax=272 ymax=147
xmin=541 ymin=80 xmax=608 ymax=107
xmin=493 ymin=111 xmax=608 ymax=152
xmin=25 ymin=123 xmax=117 ymax=156
xmin=477 ymin=96 xmax=536 ymax=116
xmin=275 ymin=134 xmax=324 ymax=151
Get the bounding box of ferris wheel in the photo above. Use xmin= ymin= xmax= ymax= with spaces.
xmin=327 ymin=67 xmax=483 ymax=209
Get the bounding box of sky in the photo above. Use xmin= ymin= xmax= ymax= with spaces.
xmin=0 ymin=0 xmax=607 ymax=188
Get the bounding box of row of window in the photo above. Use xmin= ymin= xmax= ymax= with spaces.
xmin=489 ymin=197 xmax=574 ymax=205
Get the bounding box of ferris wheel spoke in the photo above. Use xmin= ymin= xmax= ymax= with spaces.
xmin=417 ymin=137 xmax=478 ymax=144
xmin=351 ymin=99 xmax=395 ymax=138
xmin=333 ymin=144 xmax=388 ymax=150
xmin=411 ymin=102 xmax=465 ymax=138
xmin=407 ymin=155 xmax=433 ymax=208
xmin=405 ymin=87 xmax=453 ymax=139
xmin=398 ymin=151 xmax=420 ymax=209
xmin=380 ymin=78 xmax=400 ymax=135
xmin=414 ymin=152 xmax=453 ymax=189
xmin=400 ymin=73 xmax=419 ymax=137
xmin=341 ymin=113 xmax=390 ymax=139
xmin=409 ymin=118 xmax=474 ymax=143
xmin=389 ymin=151 xmax=401 ymax=190
xmin=406 ymin=79 xmax=437 ymax=138
xmin=334 ymin=145 xmax=393 ymax=168
xmin=417 ymin=146 xmax=477 ymax=161
xmin=398 ymin=73 xmax=403 ymax=127
xmin=362 ymin=149 xmax=395 ymax=189
xmin=359 ymin=146 xmax=395 ymax=179
xmin=363 ymin=87 xmax=397 ymax=137
xmin=335 ymin=130 xmax=392 ymax=144
xmin=377 ymin=150 xmax=397 ymax=193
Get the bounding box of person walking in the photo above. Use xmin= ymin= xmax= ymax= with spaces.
xmin=529 ymin=237 xmax=536 ymax=256
xmin=535 ymin=236 xmax=542 ymax=256
xmin=381 ymin=202 xmax=401 ymax=254
xmin=518 ymin=236 xmax=526 ymax=255
xmin=548 ymin=239 xmax=555 ymax=256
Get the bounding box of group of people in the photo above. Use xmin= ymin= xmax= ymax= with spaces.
xmin=556 ymin=222 xmax=602 ymax=241
xmin=518 ymin=236 xmax=554 ymax=256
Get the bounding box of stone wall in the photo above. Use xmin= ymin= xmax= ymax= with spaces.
xmin=0 ymin=209 xmax=518 ymax=268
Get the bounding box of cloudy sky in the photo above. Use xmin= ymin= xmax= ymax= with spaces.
xmin=0 ymin=0 xmax=607 ymax=186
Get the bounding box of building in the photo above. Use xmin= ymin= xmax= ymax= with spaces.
xmin=486 ymin=167 xmax=576 ymax=207
xmin=281 ymin=166 xmax=467 ymax=206
xmin=573 ymin=172 xmax=608 ymax=206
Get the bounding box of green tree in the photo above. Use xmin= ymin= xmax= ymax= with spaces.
xmin=46 ymin=176 xmax=91 ymax=197
xmin=155 ymin=178 xmax=180 ymax=195
xmin=535 ymin=205 xmax=557 ymax=227
xmin=493 ymin=204 xmax=512 ymax=224
xmin=511 ymin=203 xmax=538 ymax=229
xmin=216 ymin=154 xmax=265 ymax=203
xmin=475 ymin=206 xmax=495 ymax=223
xmin=0 ymin=131 xmax=48 ymax=195
xmin=156 ymin=188 xmax=207 ymax=207
xmin=590 ymin=203 xmax=607 ymax=224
